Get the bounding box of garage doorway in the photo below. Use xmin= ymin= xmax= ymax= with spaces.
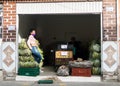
xmin=16 ymin=2 xmax=102 ymax=77
xmin=18 ymin=14 xmax=101 ymax=65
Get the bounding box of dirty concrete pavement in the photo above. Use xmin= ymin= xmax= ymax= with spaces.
xmin=0 ymin=81 xmax=120 ymax=86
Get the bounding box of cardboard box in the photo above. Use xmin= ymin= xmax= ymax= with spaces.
xmin=55 ymin=51 xmax=73 ymax=58
xmin=55 ymin=58 xmax=73 ymax=66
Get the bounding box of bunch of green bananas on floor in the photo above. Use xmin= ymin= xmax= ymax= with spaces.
xmin=19 ymin=61 xmax=39 ymax=68
xmin=19 ymin=39 xmax=29 ymax=49
xmin=19 ymin=56 xmax=35 ymax=62
xmin=19 ymin=49 xmax=32 ymax=56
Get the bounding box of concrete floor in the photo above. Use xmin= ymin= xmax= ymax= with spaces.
xmin=0 ymin=66 xmax=120 ymax=86
xmin=0 ymin=81 xmax=120 ymax=86
xmin=16 ymin=66 xmax=101 ymax=82
xmin=1 ymin=66 xmax=119 ymax=82
xmin=40 ymin=66 xmax=56 ymax=76
xmin=0 ymin=70 xmax=3 ymax=81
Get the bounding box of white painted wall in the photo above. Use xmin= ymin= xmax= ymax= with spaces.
xmin=16 ymin=2 xmax=102 ymax=14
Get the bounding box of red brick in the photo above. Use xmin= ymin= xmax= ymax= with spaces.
xmin=8 ymin=30 xmax=16 ymax=33
xmin=2 ymin=35 xmax=7 ymax=39
xmin=2 ymin=39 xmax=6 ymax=42
xmin=1 ymin=0 xmax=103 ymax=3
xmin=3 ymin=22 xmax=11 ymax=25
xmin=3 ymin=32 xmax=10 ymax=35
xmin=103 ymin=0 xmax=117 ymax=41
xmin=12 ymin=32 xmax=16 ymax=35
xmin=11 ymin=39 xmax=16 ymax=42
xmin=4 ymin=11 xmax=11 ymax=14
xmin=11 ymin=11 xmax=16 ymax=14
xmin=3 ymin=28 xmax=8 ymax=30
xmin=8 ymin=36 xmax=16 ymax=38
xmin=8 ymin=7 xmax=16 ymax=10
xmin=7 ymin=39 xmax=11 ymax=41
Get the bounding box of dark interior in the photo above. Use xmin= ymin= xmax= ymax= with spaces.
xmin=18 ymin=14 xmax=101 ymax=65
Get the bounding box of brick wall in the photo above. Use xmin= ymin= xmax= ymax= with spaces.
xmin=2 ymin=1 xmax=117 ymax=41
xmin=1 ymin=0 xmax=118 ymax=81
xmin=103 ymin=0 xmax=117 ymax=41
xmin=118 ymin=0 xmax=120 ymax=81
xmin=0 ymin=0 xmax=101 ymax=42
xmin=0 ymin=0 xmax=102 ymax=3
xmin=119 ymin=0 xmax=120 ymax=38
xmin=1 ymin=0 xmax=102 ymax=42
xmin=3 ymin=1 xmax=16 ymax=42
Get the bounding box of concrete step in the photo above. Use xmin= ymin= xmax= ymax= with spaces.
xmin=0 ymin=70 xmax=3 ymax=81
xmin=16 ymin=75 xmax=101 ymax=82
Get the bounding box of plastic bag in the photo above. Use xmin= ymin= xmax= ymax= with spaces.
xmin=57 ymin=65 xmax=69 ymax=76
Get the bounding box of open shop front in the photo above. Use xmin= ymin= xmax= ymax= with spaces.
xmin=18 ymin=14 xmax=101 ymax=77
xmin=16 ymin=2 xmax=102 ymax=79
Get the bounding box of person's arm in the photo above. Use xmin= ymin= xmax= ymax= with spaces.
xmin=27 ymin=36 xmax=32 ymax=49
xmin=36 ymin=40 xmax=40 ymax=46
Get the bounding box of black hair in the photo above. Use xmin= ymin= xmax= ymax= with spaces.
xmin=71 ymin=36 xmax=76 ymax=41
xmin=27 ymin=28 xmax=36 ymax=38
xmin=29 ymin=28 xmax=36 ymax=34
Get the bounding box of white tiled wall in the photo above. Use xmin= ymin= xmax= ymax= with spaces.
xmin=102 ymin=41 xmax=118 ymax=72
xmin=0 ymin=39 xmax=2 ymax=69
xmin=2 ymin=42 xmax=16 ymax=73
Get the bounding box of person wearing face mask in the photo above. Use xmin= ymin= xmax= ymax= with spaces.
xmin=27 ymin=29 xmax=43 ymax=71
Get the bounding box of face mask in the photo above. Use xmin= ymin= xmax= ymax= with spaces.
xmin=32 ymin=34 xmax=36 ymax=36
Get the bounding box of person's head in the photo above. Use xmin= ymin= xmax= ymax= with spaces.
xmin=71 ymin=37 xmax=76 ymax=42
xmin=29 ymin=28 xmax=36 ymax=36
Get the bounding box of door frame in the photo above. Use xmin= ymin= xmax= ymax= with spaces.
xmin=16 ymin=2 xmax=103 ymax=73
xmin=117 ymin=0 xmax=120 ymax=68
xmin=0 ymin=4 xmax=3 ymax=69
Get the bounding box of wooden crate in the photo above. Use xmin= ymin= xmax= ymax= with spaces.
xmin=71 ymin=67 xmax=91 ymax=77
xmin=55 ymin=50 xmax=73 ymax=66
xmin=55 ymin=58 xmax=73 ymax=66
